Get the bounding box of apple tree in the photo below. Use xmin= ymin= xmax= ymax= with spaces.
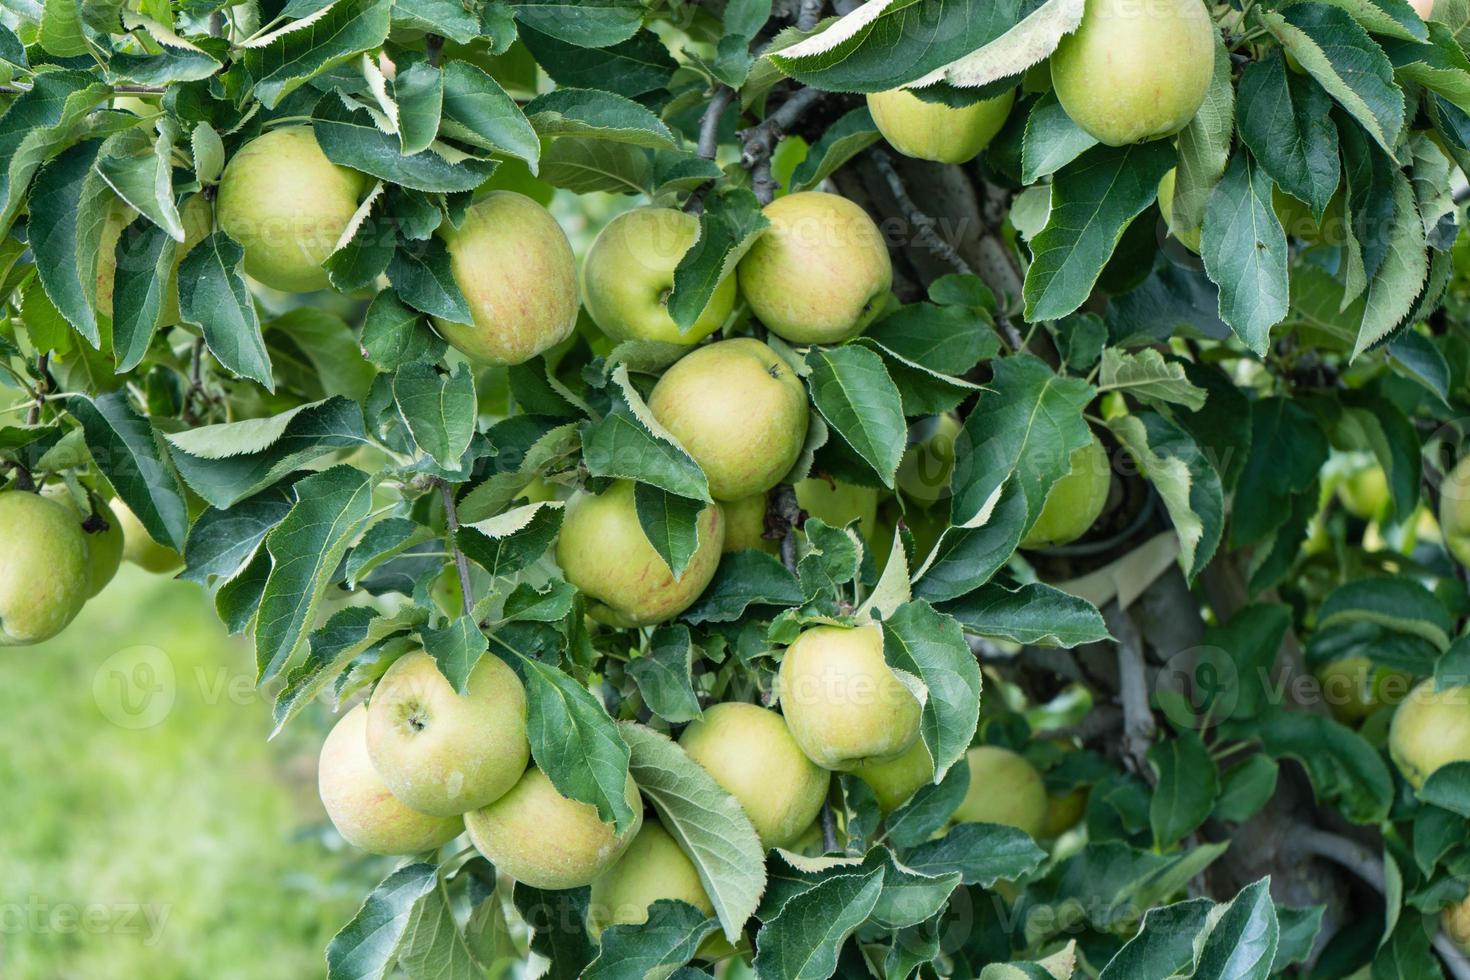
xmin=6 ymin=0 xmax=1470 ymax=974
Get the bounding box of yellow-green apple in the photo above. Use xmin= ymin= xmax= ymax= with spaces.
xmin=1041 ymin=784 xmax=1088 ymax=838
xmin=588 ymin=821 xmax=714 ymax=937
xmin=114 ymin=499 xmax=183 ymax=574
xmin=722 ymin=493 xmax=777 ymax=554
xmin=1020 ymin=434 xmax=1112 ymax=549
xmin=778 ymin=624 xmax=922 ymax=770
xmin=1315 ymin=655 xmax=1408 ymax=726
xmin=648 ymin=339 xmax=809 ymax=501
xmin=1442 ymin=456 xmax=1470 ymax=567
xmin=678 ymin=702 xmax=829 ymax=848
xmin=317 ymin=704 xmax=464 ymax=855
xmin=433 ymin=191 xmax=580 ymax=366
xmin=582 ymin=208 xmax=737 ymax=345
xmin=897 ymin=414 xmax=962 ymax=509
xmin=0 ymin=491 xmax=91 ymax=645
xmin=1444 ymin=895 xmax=1470 ymax=952
xmin=216 ymin=126 xmax=367 ymax=292
xmin=1050 ymin=0 xmax=1215 ymax=146
xmin=737 ymin=191 xmax=892 ymax=344
xmin=1338 ymin=465 xmax=1390 ymax=522
xmin=464 ymin=767 xmax=643 ymax=890
xmin=866 ymin=87 xmax=1015 ymax=164
xmin=1157 ymin=169 xmax=1201 ymax=254
xmin=1389 ymin=680 xmax=1470 ymax=789
xmin=953 ymin=746 xmax=1047 ymax=838
xmin=556 ymin=480 xmax=724 ymax=627
xmin=795 ymin=477 xmax=880 ymax=542
xmin=852 ymin=738 xmax=934 ymax=812
xmin=43 ymin=487 xmax=123 ymax=597
xmin=366 ymin=651 xmax=530 ymax=816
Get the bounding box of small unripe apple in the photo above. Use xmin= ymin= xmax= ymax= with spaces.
xmin=0 ymin=491 xmax=91 ymax=645
xmin=1314 ymin=655 xmax=1407 ymax=726
xmin=1389 ymin=680 xmax=1470 ymax=789
xmin=1050 ymin=0 xmax=1215 ymax=146
xmin=433 ymin=191 xmax=580 ymax=366
xmin=114 ymin=499 xmax=183 ymax=574
xmin=737 ymin=191 xmax=892 ymax=345
xmin=583 ymin=208 xmax=737 ymax=345
xmin=866 ymin=87 xmax=1015 ymax=164
xmin=678 ymin=702 xmax=829 ymax=848
xmin=953 ymin=746 xmax=1047 ymax=838
xmin=317 ymin=704 xmax=464 ymax=855
xmin=722 ymin=493 xmax=777 ymax=554
xmin=778 ymin=624 xmax=922 ymax=771
xmin=1444 ymin=895 xmax=1470 ymax=952
xmin=556 ymin=480 xmax=724 ymax=627
xmin=1157 ymin=169 xmax=1201 ymax=254
xmin=1337 ymin=466 xmax=1390 ymax=522
xmin=43 ymin=487 xmax=123 ymax=597
xmin=897 ymin=414 xmax=962 ymax=509
xmin=1020 ymin=434 xmax=1111 ymax=549
xmin=1442 ymin=456 xmax=1470 ymax=567
xmin=588 ymin=821 xmax=714 ymax=937
xmin=795 ymin=477 xmax=880 ymax=542
xmin=464 ymin=767 xmax=643 ymax=890
xmin=852 ymin=737 xmax=934 ymax=812
xmin=648 ymin=339 xmax=810 ymax=501
xmin=1041 ymin=785 xmax=1088 ymax=839
xmin=366 ymin=651 xmax=530 ymax=816
xmin=216 ymin=126 xmax=368 ymax=292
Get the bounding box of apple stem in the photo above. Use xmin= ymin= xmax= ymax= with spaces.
xmin=438 ymin=479 xmax=477 ymax=620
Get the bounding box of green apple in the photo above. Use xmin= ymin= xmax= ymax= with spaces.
xmin=866 ymin=87 xmax=1015 ymax=164
xmin=953 ymin=746 xmax=1047 ymax=838
xmin=1041 ymin=785 xmax=1088 ymax=839
xmin=852 ymin=738 xmax=933 ymax=813
xmin=0 ymin=491 xmax=91 ymax=645
xmin=722 ymin=493 xmax=776 ymax=554
xmin=465 ymin=767 xmax=643 ymax=890
xmin=43 ymin=487 xmax=123 ymax=597
xmin=1389 ymin=679 xmax=1470 ymax=789
xmin=795 ymin=478 xmax=879 ymax=540
xmin=1050 ymin=0 xmax=1215 ymax=146
xmin=897 ymin=414 xmax=962 ymax=509
xmin=678 ymin=702 xmax=829 ymax=848
xmin=1157 ymin=168 xmax=1201 ymax=254
xmin=648 ymin=339 xmax=809 ymax=501
xmin=159 ymin=193 xmax=215 ymax=326
xmin=556 ymin=480 xmax=724 ymax=627
xmin=216 ymin=126 xmax=367 ymax=292
xmin=1444 ymin=895 xmax=1470 ymax=952
xmin=433 ymin=191 xmax=580 ymax=366
xmin=317 ymin=704 xmax=464 ymax=855
xmin=1441 ymin=456 xmax=1470 ymax=567
xmin=588 ymin=820 xmax=714 ymax=937
xmin=583 ymin=208 xmax=737 ymax=345
xmin=1337 ymin=465 xmax=1390 ymax=522
xmin=1020 ymin=434 xmax=1112 ymax=549
xmin=114 ymin=499 xmax=183 ymax=574
xmin=778 ymin=624 xmax=922 ymax=771
xmin=737 ymin=191 xmax=893 ymax=345
xmin=366 ymin=651 xmax=530 ymax=816
xmin=1314 ymin=655 xmax=1407 ymax=726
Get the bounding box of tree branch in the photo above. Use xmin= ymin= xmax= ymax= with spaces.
xmin=740 ymin=87 xmax=825 ymax=204
xmin=699 ymin=86 xmax=734 ymax=161
xmin=1105 ymin=602 xmax=1156 ymax=780
xmin=769 ymin=484 xmax=803 ymax=575
xmin=798 ymin=0 xmax=827 ymax=30
xmin=869 ymin=150 xmax=977 ymax=278
xmin=437 ymin=480 xmax=477 ymax=620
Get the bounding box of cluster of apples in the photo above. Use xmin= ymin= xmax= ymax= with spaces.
xmin=0 ymin=487 xmax=179 ymax=646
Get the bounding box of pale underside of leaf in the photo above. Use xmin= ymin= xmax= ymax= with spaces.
xmin=908 ymin=0 xmax=1084 ymax=90
xmin=774 ymin=0 xmax=899 ymax=61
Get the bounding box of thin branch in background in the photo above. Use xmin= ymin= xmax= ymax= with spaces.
xmin=1104 ymin=602 xmax=1156 ymax=780
xmin=438 ymin=479 xmax=477 ymax=620
xmin=26 ymin=353 xmax=49 ymax=427
xmin=798 ymin=0 xmax=827 ymax=30
xmin=869 ymin=149 xmax=976 ymax=278
xmin=740 ymin=87 xmax=824 ymax=204
xmin=699 ymin=86 xmax=734 ymax=161
xmin=770 ymin=484 xmax=803 ymax=575
xmin=820 ymin=799 xmax=838 ymax=853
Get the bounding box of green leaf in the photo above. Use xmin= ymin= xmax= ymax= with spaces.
xmin=1097 ymin=348 xmax=1207 ymax=411
xmin=792 ymin=107 xmax=882 ymax=192
xmin=667 ymin=188 xmax=768 ymax=334
xmin=627 ymin=625 xmax=703 ymax=724
xmin=503 ymin=651 xmax=636 ymax=831
xmin=1230 ymin=397 xmax=1327 ymax=548
xmin=255 ymin=465 xmax=375 ymax=681
xmin=1243 ymin=711 xmax=1393 ymax=823
xmin=1172 ymin=35 xmax=1235 ymax=233
xmin=510 ymin=0 xmax=643 ymax=47
xmin=1317 ymin=577 xmax=1453 ymax=652
xmin=1022 ymin=141 xmax=1176 ymax=322
xmin=423 ymin=616 xmax=489 ymax=693
xmin=1020 ymin=92 xmax=1097 ymax=184
xmin=388 ymin=237 xmax=475 ymax=325
xmin=1201 ymin=150 xmax=1289 ymax=356
xmin=634 ymin=483 xmax=709 ymax=581
xmin=804 ymin=345 xmax=906 ymax=488
xmin=903 ymin=822 xmax=1047 ymax=885
xmin=360 ymin=290 xmax=445 ymax=370
xmin=95 ymin=127 xmax=184 ymax=243
xmin=621 ymin=723 xmax=766 ymax=943
xmin=27 ymin=140 xmax=109 ymax=348
xmin=325 ymin=863 xmax=438 ymax=980
xmin=457 ymin=502 xmax=564 ymax=580
xmin=584 ymin=900 xmax=718 ymax=980
xmin=273 ymin=606 xmax=426 ymax=736
xmin=313 ymin=94 xmax=497 ymax=193
xmin=680 ymin=550 xmax=804 ymax=623
xmin=942 ymin=582 xmax=1110 ymax=648
xmin=182 ymin=484 xmax=295 ymax=589
xmin=539 ymin=138 xmax=651 ymax=195
xmin=179 ymin=232 xmax=274 ymax=390
xmin=1098 ymin=898 xmax=1214 ymax=979
xmin=885 ymin=761 xmax=969 ymax=848
xmin=1194 ymin=878 xmax=1278 ymax=980
xmin=581 ymin=364 xmax=711 ymax=501
xmin=1348 ymin=168 xmax=1428 ymax=358
xmin=752 ymin=869 xmax=884 ymax=980
xmin=525 ymin=88 xmax=677 ymax=148
xmin=1107 ymin=411 xmax=1224 ymax=580
xmin=392 ymin=362 xmax=476 ymax=467
xmin=243 ymin=0 xmax=393 ymax=108
xmin=1147 ymin=731 xmax=1220 ymax=850
xmin=112 ymin=220 xmax=180 ymax=372
xmin=440 ymin=60 xmax=541 ymax=170
xmin=39 ymin=0 xmax=88 ymax=56
xmin=1236 ymin=51 xmax=1341 ymax=218
xmin=393 ymin=61 xmax=443 ymax=156
xmin=0 ymin=71 xmax=110 ymax=235
xmin=513 ymin=886 xmax=596 ymax=979
xmin=397 ymin=875 xmax=479 ymax=979
xmin=1383 ymin=23 xmax=1470 ymax=117
xmin=518 ymin=25 xmax=675 ymax=100
xmin=1417 ymin=762 xmax=1470 ymax=816
xmin=1259 ymin=2 xmax=1405 ymax=155
xmin=66 ymin=391 xmax=189 ymax=550
xmin=1213 ymin=755 xmax=1279 ymax=823
xmin=881 ymin=601 xmax=982 ymax=780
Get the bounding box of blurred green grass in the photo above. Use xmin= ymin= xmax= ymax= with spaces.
xmin=0 ymin=565 xmax=390 ymax=977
